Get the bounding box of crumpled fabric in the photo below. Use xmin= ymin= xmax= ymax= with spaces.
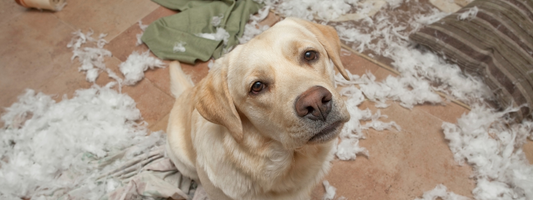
xmin=104 ymin=147 xmax=197 ymax=200
xmin=142 ymin=0 xmax=262 ymax=64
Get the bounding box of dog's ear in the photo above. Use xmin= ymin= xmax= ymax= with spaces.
xmin=194 ymin=57 xmax=243 ymax=141
xmin=289 ymin=18 xmax=350 ymax=80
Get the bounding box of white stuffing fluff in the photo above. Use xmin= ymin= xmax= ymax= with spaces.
xmin=239 ymin=6 xmax=271 ymax=44
xmin=68 ymin=30 xmax=123 ymax=85
xmin=322 ymin=181 xmax=347 ymax=200
xmin=442 ymin=105 xmax=533 ymax=200
xmin=136 ymin=20 xmax=149 ymax=46
xmin=323 ymin=180 xmax=337 ymax=200
xmin=335 ymin=137 xmax=369 ymax=161
xmin=387 ymin=44 xmax=492 ymax=103
xmin=457 ymin=6 xmax=478 ymax=21
xmin=54 ymin=2 xmax=67 ymax=11
xmin=386 ymin=0 xmax=404 ymax=9
xmin=208 ymin=60 xmax=215 ymax=70
xmin=196 ymin=27 xmax=230 ymax=45
xmin=348 ymin=71 xmax=442 ymax=109
xmin=414 ymin=184 xmax=469 ymax=200
xmin=119 ymin=51 xmax=166 ymax=85
xmin=257 ymin=0 xmax=359 ymax=21
xmin=333 ymin=11 xmax=491 ymax=105
xmin=333 ymin=72 xmax=401 ymax=161
xmin=212 ymin=14 xmax=224 ymax=27
xmin=0 ymin=86 xmax=165 ymax=199
xmin=173 ymin=41 xmax=186 ymax=52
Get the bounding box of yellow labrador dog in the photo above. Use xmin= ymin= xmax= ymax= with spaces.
xmin=166 ymin=17 xmax=350 ymax=200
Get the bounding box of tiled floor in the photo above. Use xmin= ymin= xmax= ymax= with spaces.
xmin=1 ymin=1 xmax=531 ymax=199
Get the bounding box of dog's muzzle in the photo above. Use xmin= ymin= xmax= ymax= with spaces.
xmin=294 ymin=86 xmax=332 ymax=121
xmin=295 ymin=86 xmax=345 ymax=143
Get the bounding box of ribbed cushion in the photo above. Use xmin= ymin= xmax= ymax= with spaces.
xmin=410 ymin=0 xmax=533 ymax=119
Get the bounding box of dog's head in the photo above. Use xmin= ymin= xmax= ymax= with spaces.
xmin=194 ymin=18 xmax=350 ymax=149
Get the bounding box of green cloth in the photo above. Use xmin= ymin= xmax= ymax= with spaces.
xmin=142 ymin=0 xmax=262 ymax=64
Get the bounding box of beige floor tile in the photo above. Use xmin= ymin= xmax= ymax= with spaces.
xmin=144 ymin=60 xmax=210 ymax=97
xmin=53 ymin=0 xmax=160 ymax=41
xmin=121 ymin=77 xmax=173 ymax=126
xmin=105 ymin=26 xmax=151 ymax=63
xmin=0 ymin=1 xmax=27 ymax=26
xmin=149 ymin=112 xmax=170 ymax=133
xmin=315 ymin=102 xmax=475 ymax=199
xmin=106 ymin=6 xmax=177 ymax=62
xmin=371 ymin=67 xmax=397 ymax=82
xmin=179 ymin=61 xmax=210 ymax=84
xmin=37 ymin=56 xmax=120 ymax=100
xmin=138 ymin=58 xmax=209 ymax=98
xmin=259 ymin=11 xmax=282 ymax=27
xmin=524 ymin=140 xmax=533 ymax=164
xmin=0 ymin=11 xmax=75 ymax=109
xmin=144 ymin=66 xmax=172 ymax=96
xmin=341 ymin=52 xmax=382 ymax=76
xmin=417 ymin=101 xmax=469 ymax=123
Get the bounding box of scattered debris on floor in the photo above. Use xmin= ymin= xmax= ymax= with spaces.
xmin=119 ymin=51 xmax=165 ymax=85
xmin=68 ymin=30 xmax=117 ymax=84
xmin=2 ymin=0 xmax=532 ymax=199
xmin=443 ymin=105 xmax=533 ymax=199
xmin=0 ymin=85 xmax=166 ymax=199
xmin=323 ymin=180 xmax=346 ymax=200
xmin=414 ymin=184 xmax=469 ymax=200
xmin=136 ymin=20 xmax=149 ymax=46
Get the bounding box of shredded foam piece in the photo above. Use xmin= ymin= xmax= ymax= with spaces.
xmin=0 ymin=86 xmax=165 ymax=199
xmin=343 ymin=71 xmax=442 ymax=109
xmin=322 ymin=181 xmax=347 ymax=200
xmin=323 ymin=181 xmax=337 ymax=200
xmin=136 ymin=21 xmax=149 ymax=46
xmin=119 ymin=51 xmax=166 ymax=85
xmin=335 ymin=137 xmax=369 ymax=161
xmin=257 ymin=0 xmax=359 ymax=21
xmin=54 ymin=2 xmax=67 ymax=11
xmin=212 ymin=14 xmax=224 ymax=27
xmin=196 ymin=27 xmax=230 ymax=45
xmin=332 ymin=5 xmax=490 ymax=105
xmin=457 ymin=6 xmax=478 ymax=20
xmin=333 ymin=73 xmax=401 ymax=161
xmin=173 ymin=41 xmax=186 ymax=53
xmin=386 ymin=0 xmax=404 ymax=9
xmin=414 ymin=184 xmax=470 ymax=200
xmin=67 ymin=30 xmax=123 ymax=85
xmin=208 ymin=60 xmax=215 ymax=70
xmin=442 ymin=105 xmax=533 ymax=200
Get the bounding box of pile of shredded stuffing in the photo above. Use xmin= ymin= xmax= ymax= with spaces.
xmin=0 ymin=85 xmax=165 ymax=199
xmin=69 ymin=29 xmax=166 ymax=88
xmin=120 ymin=51 xmax=165 ymax=85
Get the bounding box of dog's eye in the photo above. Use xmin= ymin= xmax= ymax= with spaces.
xmin=303 ymin=51 xmax=318 ymax=61
xmin=250 ymin=81 xmax=265 ymax=94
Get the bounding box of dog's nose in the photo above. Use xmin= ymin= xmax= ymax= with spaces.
xmin=295 ymin=86 xmax=332 ymax=121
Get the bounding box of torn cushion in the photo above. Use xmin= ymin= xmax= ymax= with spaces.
xmin=409 ymin=0 xmax=533 ymax=120
xmin=142 ymin=0 xmax=262 ymax=64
